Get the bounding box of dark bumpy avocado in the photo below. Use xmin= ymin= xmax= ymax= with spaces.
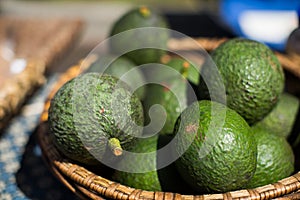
xmin=198 ymin=38 xmax=285 ymax=125
xmin=173 ymin=100 xmax=257 ymax=193
xmin=247 ymin=126 xmax=295 ymax=188
xmin=48 ymin=73 xmax=144 ymax=165
xmin=109 ymin=6 xmax=170 ymax=65
xmin=86 ymin=55 xmax=146 ymax=100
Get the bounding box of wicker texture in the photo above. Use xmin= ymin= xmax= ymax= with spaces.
xmin=0 ymin=17 xmax=83 ymax=130
xmin=38 ymin=38 xmax=300 ymax=200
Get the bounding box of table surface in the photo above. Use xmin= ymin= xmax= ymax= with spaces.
xmin=0 ymin=75 xmax=81 ymax=200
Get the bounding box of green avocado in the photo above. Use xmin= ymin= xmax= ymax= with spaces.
xmin=198 ymin=38 xmax=285 ymax=125
xmin=252 ymin=92 xmax=299 ymax=138
xmin=247 ymin=126 xmax=295 ymax=188
xmin=173 ymin=100 xmax=257 ymax=193
xmin=109 ymin=6 xmax=170 ymax=65
xmin=86 ymin=55 xmax=146 ymax=100
xmin=143 ymin=73 xmax=188 ymax=135
xmin=48 ymin=73 xmax=144 ymax=165
xmin=112 ymin=134 xmax=191 ymax=193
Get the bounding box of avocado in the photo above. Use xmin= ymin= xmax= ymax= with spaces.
xmin=109 ymin=6 xmax=170 ymax=65
xmin=198 ymin=38 xmax=285 ymax=125
xmin=86 ymin=54 xmax=146 ymax=100
xmin=143 ymin=73 xmax=188 ymax=135
xmin=173 ymin=100 xmax=257 ymax=193
xmin=112 ymin=134 xmax=191 ymax=193
xmin=247 ymin=126 xmax=295 ymax=188
xmin=252 ymin=92 xmax=299 ymax=138
xmin=48 ymin=73 xmax=144 ymax=165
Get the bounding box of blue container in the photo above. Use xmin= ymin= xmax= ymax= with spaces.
xmin=219 ymin=0 xmax=300 ymax=51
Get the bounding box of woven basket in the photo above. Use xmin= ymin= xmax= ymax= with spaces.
xmin=37 ymin=38 xmax=300 ymax=200
xmin=0 ymin=16 xmax=83 ymax=130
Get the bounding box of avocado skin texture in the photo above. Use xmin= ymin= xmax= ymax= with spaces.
xmin=173 ymin=100 xmax=257 ymax=193
xmin=198 ymin=38 xmax=285 ymax=125
xmin=112 ymin=135 xmax=191 ymax=193
xmin=48 ymin=73 xmax=144 ymax=165
xmin=252 ymin=92 xmax=299 ymax=138
xmin=109 ymin=6 xmax=169 ymax=65
xmin=247 ymin=126 xmax=295 ymax=188
xmin=87 ymin=55 xmax=146 ymax=100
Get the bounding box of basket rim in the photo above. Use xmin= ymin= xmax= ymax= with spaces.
xmin=37 ymin=38 xmax=300 ymax=200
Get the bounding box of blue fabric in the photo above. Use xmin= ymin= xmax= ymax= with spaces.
xmin=0 ymin=75 xmax=79 ymax=200
xmin=219 ymin=0 xmax=300 ymax=51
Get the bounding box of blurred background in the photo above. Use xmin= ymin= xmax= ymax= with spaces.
xmin=0 ymin=0 xmax=221 ymax=73
xmin=0 ymin=0 xmax=298 ymax=72
xmin=1 ymin=0 xmax=299 ymax=63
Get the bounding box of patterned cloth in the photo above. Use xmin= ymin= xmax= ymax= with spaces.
xmin=0 ymin=75 xmax=79 ymax=200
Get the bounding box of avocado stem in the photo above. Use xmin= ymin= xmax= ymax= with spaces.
xmin=139 ymin=6 xmax=151 ymax=18
xmin=108 ymin=138 xmax=123 ymax=156
xmin=181 ymin=61 xmax=190 ymax=78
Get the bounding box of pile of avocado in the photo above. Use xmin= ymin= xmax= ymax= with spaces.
xmin=47 ymin=6 xmax=299 ymax=195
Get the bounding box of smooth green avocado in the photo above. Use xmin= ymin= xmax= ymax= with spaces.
xmin=112 ymin=135 xmax=162 ymax=191
xmin=48 ymin=73 xmax=144 ymax=165
xmin=143 ymin=72 xmax=188 ymax=135
xmin=247 ymin=126 xmax=295 ymax=188
xmin=173 ymin=100 xmax=257 ymax=193
xmin=112 ymin=134 xmax=191 ymax=193
xmin=252 ymin=92 xmax=299 ymax=138
xmin=198 ymin=38 xmax=285 ymax=125
xmin=109 ymin=6 xmax=170 ymax=65
xmin=142 ymin=55 xmax=201 ymax=135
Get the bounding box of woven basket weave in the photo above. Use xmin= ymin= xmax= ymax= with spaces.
xmin=37 ymin=38 xmax=300 ymax=200
xmin=0 ymin=16 xmax=83 ymax=130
